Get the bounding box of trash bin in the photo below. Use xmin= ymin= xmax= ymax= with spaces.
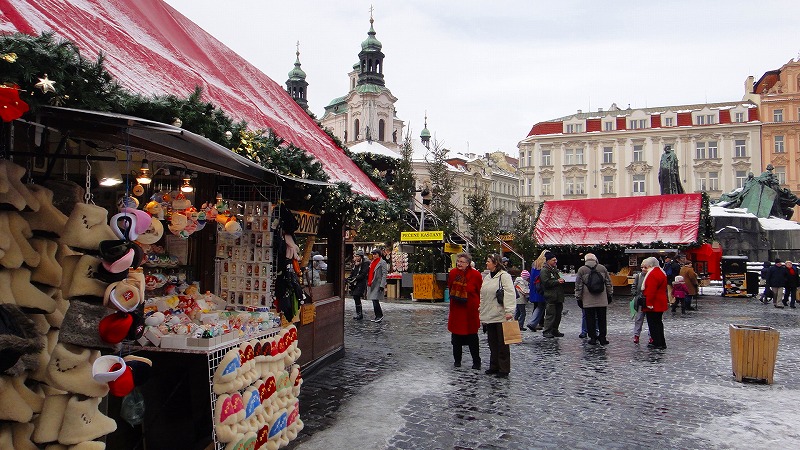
xmin=729 ymin=324 xmax=780 ymax=384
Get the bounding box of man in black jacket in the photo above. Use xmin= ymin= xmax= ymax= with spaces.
xmin=767 ymin=259 xmax=788 ymax=308
xmin=664 ymin=255 xmax=681 ymax=305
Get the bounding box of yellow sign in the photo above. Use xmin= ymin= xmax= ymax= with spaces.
xmin=400 ymin=231 xmax=444 ymax=242
xmin=291 ymin=210 xmax=321 ymax=235
xmin=444 ymin=243 xmax=463 ymax=253
xmin=412 ymin=274 xmax=444 ymax=300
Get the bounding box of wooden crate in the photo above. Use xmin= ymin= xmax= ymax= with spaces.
xmin=729 ymin=324 xmax=780 ymax=384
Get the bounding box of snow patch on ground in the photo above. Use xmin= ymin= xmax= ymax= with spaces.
xmin=683 ymin=382 xmax=800 ymax=447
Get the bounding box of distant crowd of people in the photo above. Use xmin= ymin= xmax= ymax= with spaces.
xmin=759 ymin=258 xmax=799 ymax=308
xmin=344 ymin=248 xmax=706 ymax=378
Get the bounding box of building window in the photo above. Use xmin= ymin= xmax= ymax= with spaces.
xmin=735 ymin=170 xmax=748 ymax=189
xmin=564 ymin=149 xmax=574 ymax=165
xmin=632 ymin=175 xmax=646 ymax=195
xmin=527 ymin=150 xmax=532 ymax=167
xmin=774 ymin=109 xmax=783 ymax=122
xmin=696 ymin=142 xmax=706 ymax=159
xmin=603 ymin=175 xmax=614 ymax=194
xmin=354 ymin=119 xmax=360 ymax=140
xmin=734 ymin=139 xmax=747 ymax=157
xmin=696 ymin=114 xmax=716 ymax=125
xmin=378 ymin=119 xmax=385 ymax=141
xmin=734 ymin=112 xmax=745 ymax=123
xmin=565 ymin=123 xmax=583 ymax=133
xmin=565 ymin=177 xmax=585 ymax=195
xmin=527 ymin=178 xmax=532 ymax=196
xmin=541 ymin=150 xmax=551 ymax=166
xmin=603 ymin=146 xmax=613 ymax=164
xmin=542 ymin=178 xmax=552 ymax=196
xmin=696 ymin=115 xmax=706 ymax=125
xmin=629 ymin=119 xmax=647 ymax=129
xmin=696 ymin=175 xmax=707 ymax=191
xmin=604 ymin=121 xmax=614 ymax=131
xmin=708 ymin=171 xmax=719 ymax=191
xmin=575 ymin=148 xmax=585 ymax=164
xmin=664 ymin=117 xmax=674 ymax=127
xmin=775 ymin=136 xmax=785 ymax=153
xmin=775 ymin=167 xmax=786 ymax=185
xmin=707 ymin=141 xmax=718 ymax=159
xmin=633 ymin=144 xmax=644 ymax=162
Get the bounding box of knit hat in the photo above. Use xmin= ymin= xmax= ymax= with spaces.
xmin=61 ymin=254 xmax=109 ymax=300
xmin=545 ymin=251 xmax=556 ymax=261
xmin=11 ymin=268 xmax=57 ymax=314
xmin=59 ymin=300 xmax=117 ymax=350
xmin=0 ymin=376 xmax=34 ymax=422
xmin=0 ymin=303 xmax=44 ymax=375
xmin=775 ymin=258 xmax=783 ymax=264
xmin=0 ymin=212 xmax=40 ymax=269
xmin=31 ymin=389 xmax=69 ymax=444
xmin=103 ymin=278 xmax=142 ymax=312
xmin=674 ymin=275 xmax=684 ymax=283
xmin=0 ymin=159 xmax=40 ymax=211
xmin=520 ymin=270 xmax=530 ymax=279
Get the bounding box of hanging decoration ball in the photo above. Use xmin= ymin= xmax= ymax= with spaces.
xmin=224 ymin=130 xmax=233 ymax=140
xmin=132 ymin=184 xmax=145 ymax=197
xmin=34 ymin=73 xmax=57 ymax=94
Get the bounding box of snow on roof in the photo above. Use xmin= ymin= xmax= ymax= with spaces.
xmin=349 ymin=141 xmax=400 ymax=159
xmin=758 ymin=217 xmax=800 ymax=230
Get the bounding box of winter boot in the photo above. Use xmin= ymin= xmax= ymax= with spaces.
xmin=353 ymin=304 xmax=363 ymax=320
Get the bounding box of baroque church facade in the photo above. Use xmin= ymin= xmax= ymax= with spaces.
xmin=318 ymin=15 xmax=405 ymax=151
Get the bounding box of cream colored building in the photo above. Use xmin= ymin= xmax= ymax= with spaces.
xmin=518 ymin=101 xmax=762 ymax=208
xmin=747 ymin=58 xmax=800 ymax=218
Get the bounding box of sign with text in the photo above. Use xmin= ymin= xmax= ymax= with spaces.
xmin=291 ymin=210 xmax=321 ymax=235
xmin=400 ymin=231 xmax=444 ymax=242
xmin=444 ymin=243 xmax=463 ymax=254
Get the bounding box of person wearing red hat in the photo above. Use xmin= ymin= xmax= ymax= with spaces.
xmin=447 ymin=252 xmax=483 ymax=369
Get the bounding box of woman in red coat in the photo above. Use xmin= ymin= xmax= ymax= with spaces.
xmin=447 ymin=252 xmax=483 ymax=369
xmin=641 ymin=256 xmax=668 ymax=349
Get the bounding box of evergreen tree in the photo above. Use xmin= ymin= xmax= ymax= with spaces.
xmin=512 ymin=203 xmax=539 ymax=269
xmin=426 ymin=140 xmax=456 ymax=236
xmin=463 ymin=182 xmax=499 ymax=267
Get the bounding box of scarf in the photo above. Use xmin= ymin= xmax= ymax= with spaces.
xmin=450 ymin=269 xmax=470 ymax=298
xmin=367 ymin=257 xmax=380 ymax=286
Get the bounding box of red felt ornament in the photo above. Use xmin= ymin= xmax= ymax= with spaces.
xmin=0 ymin=84 xmax=29 ymax=122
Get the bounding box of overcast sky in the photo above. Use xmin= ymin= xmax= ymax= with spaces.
xmin=163 ymin=0 xmax=800 ymax=157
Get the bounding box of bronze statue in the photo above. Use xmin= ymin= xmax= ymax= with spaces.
xmin=658 ymin=145 xmax=684 ymax=194
xmin=717 ymin=164 xmax=800 ymax=219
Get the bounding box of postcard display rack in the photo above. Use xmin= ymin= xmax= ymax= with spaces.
xmin=216 ymin=187 xmax=280 ymax=309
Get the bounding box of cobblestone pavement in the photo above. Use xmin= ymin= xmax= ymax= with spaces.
xmin=288 ymin=295 xmax=800 ymax=449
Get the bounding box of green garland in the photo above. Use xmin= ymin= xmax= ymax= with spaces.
xmin=0 ymin=32 xmax=406 ymax=225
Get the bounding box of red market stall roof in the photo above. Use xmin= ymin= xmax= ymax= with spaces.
xmin=0 ymin=0 xmax=385 ymax=200
xmin=534 ymin=193 xmax=703 ymax=246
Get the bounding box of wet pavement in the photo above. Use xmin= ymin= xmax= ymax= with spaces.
xmin=288 ymin=294 xmax=800 ymax=449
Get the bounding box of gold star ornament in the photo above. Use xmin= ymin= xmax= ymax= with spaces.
xmin=35 ymin=74 xmax=57 ymax=94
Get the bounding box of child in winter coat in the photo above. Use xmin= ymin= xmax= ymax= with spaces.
xmin=514 ymin=271 xmax=531 ymax=330
xmin=671 ymin=275 xmax=690 ymax=313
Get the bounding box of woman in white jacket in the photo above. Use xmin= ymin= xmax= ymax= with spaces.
xmin=479 ymin=254 xmax=516 ymax=378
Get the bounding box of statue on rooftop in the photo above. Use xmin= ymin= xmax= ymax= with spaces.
xmin=658 ymin=145 xmax=684 ymax=195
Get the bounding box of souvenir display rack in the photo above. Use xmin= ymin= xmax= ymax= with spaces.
xmin=215 ymin=185 xmax=281 ymax=309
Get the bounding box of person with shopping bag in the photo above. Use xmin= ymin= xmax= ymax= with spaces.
xmin=479 ymin=254 xmax=515 ymax=378
xmin=447 ymin=252 xmax=483 ymax=369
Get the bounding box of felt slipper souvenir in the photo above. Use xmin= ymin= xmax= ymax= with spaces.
xmin=226 ymin=432 xmax=256 ymax=450
xmin=20 ymin=184 xmax=69 ymax=238
xmin=0 ymin=160 xmax=40 ymax=211
xmin=10 ymin=268 xmax=57 ymax=313
xmin=59 ymin=300 xmax=117 ymax=351
xmin=136 ymin=217 xmax=163 ymax=245
xmin=238 ymin=342 xmax=259 ymax=389
xmin=290 ymin=366 xmax=302 ymax=398
xmin=103 ymin=278 xmax=141 ymax=312
xmin=60 ymin=203 xmax=117 ymax=252
xmin=284 ymin=401 xmax=303 ymax=442
xmin=213 ymin=349 xmax=242 ymax=395
xmin=239 ymin=386 xmax=264 ymax=434
xmin=109 ymin=212 xmax=139 ymax=241
xmin=0 ymin=212 xmax=40 ymax=269
xmin=62 ymin=255 xmax=109 ymax=300
xmin=31 ymin=390 xmax=69 ymax=444
xmin=0 ymin=375 xmax=35 ymax=422
xmin=29 ymin=237 xmax=63 ymax=287
xmin=214 ymin=393 xmax=245 ymax=443
xmin=46 ymin=342 xmax=109 ymax=398
xmin=58 ymin=395 xmax=117 ymax=445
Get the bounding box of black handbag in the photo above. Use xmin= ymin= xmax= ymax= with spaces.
xmin=496 ymin=275 xmax=505 ymax=305
xmin=637 ymin=294 xmax=647 ymax=309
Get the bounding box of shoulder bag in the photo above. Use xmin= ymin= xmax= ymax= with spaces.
xmin=496 ymin=273 xmax=505 ymax=305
